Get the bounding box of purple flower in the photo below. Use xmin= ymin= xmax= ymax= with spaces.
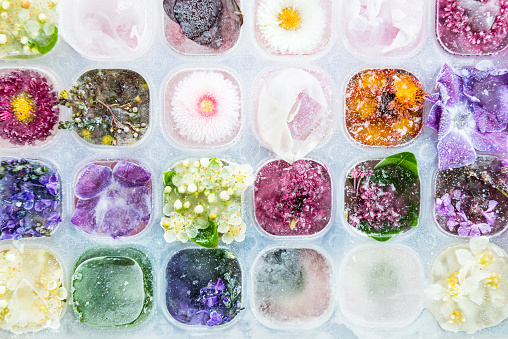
xmin=112 ymin=161 xmax=151 ymax=188
xmin=74 ymin=164 xmax=112 ymax=199
xmin=428 ymin=63 xmax=508 ymax=170
xmin=206 ymin=311 xmax=223 ymax=327
xmin=40 ymin=173 xmax=59 ymax=196
xmin=0 ymin=70 xmax=59 ymax=146
xmin=435 ymin=189 xmax=497 ymax=237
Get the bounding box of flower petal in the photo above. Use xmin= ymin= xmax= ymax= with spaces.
xmin=436 ymin=63 xmax=464 ymax=108
xmin=473 ymin=104 xmax=507 ymax=133
xmin=126 ymin=186 xmax=151 ymax=222
xmin=75 ymin=164 xmax=112 ymax=199
xmin=101 ymin=206 xmax=141 ymax=238
xmin=469 ymin=128 xmax=508 ymax=153
xmin=437 ymin=130 xmax=476 ymax=170
xmin=112 ymin=161 xmax=151 ymax=188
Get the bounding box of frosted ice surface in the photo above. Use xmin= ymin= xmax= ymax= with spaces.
xmin=339 ymin=245 xmax=424 ymax=328
xmin=252 ymin=248 xmax=332 ymax=329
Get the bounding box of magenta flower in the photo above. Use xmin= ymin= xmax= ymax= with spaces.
xmin=0 ymin=70 xmax=59 ymax=146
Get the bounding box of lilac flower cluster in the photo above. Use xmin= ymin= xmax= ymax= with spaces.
xmin=0 ymin=159 xmax=61 ymax=240
xmin=435 ymin=189 xmax=497 ymax=237
xmin=348 ymin=180 xmax=408 ymax=231
xmin=196 ymin=277 xmax=241 ymax=326
xmin=254 ymin=160 xmax=332 ymax=236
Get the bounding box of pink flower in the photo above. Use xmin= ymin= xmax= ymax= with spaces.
xmin=0 ymin=70 xmax=59 ymax=145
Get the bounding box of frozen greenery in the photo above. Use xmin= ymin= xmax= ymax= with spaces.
xmin=58 ymin=69 xmax=149 ymax=146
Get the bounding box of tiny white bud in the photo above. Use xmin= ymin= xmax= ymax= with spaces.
xmin=132 ymin=107 xmax=138 ymax=113
xmin=1 ymin=1 xmax=9 ymax=10
xmin=227 ymin=188 xmax=234 ymax=195
xmin=200 ymin=158 xmax=210 ymax=168
xmin=20 ymin=36 xmax=28 ymax=45
xmin=23 ymin=45 xmax=30 ymax=54
xmin=208 ymin=193 xmax=216 ymax=203
xmin=164 ymin=186 xmax=172 ymax=194
xmin=0 ymin=300 xmax=7 ymax=308
xmin=182 ymin=160 xmax=190 ymax=167
xmin=5 ymin=253 xmax=15 ymax=262
xmin=183 ymin=201 xmax=191 ymax=209
xmin=198 ymin=186 xmax=204 ymax=192
xmin=0 ymin=34 xmax=6 ymax=44
xmin=194 ymin=205 xmax=204 ymax=214
xmin=193 ymin=160 xmax=200 ymax=168
xmin=187 ymin=183 xmax=197 ymax=193
xmin=133 ymin=132 xmax=138 ymax=138
xmin=123 ymin=127 xmax=129 ymax=133
xmin=174 ymin=199 xmax=182 ymax=210
xmin=178 ymin=185 xmax=186 ymax=193
xmin=219 ymin=191 xmax=230 ymax=201
xmin=38 ymin=13 xmax=46 ymax=22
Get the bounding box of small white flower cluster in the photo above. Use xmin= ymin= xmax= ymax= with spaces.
xmin=426 ymin=237 xmax=508 ymax=334
xmin=161 ymin=158 xmax=254 ymax=245
xmin=0 ymin=249 xmax=67 ymax=334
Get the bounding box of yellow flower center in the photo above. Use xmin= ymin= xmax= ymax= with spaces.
xmin=486 ymin=273 xmax=502 ymax=288
xmin=11 ymin=94 xmax=35 ymax=123
xmin=447 ymin=271 xmax=459 ymax=287
xmin=81 ymin=129 xmax=92 ymax=139
xmin=279 ymin=7 xmax=301 ymax=31
xmin=478 ymin=252 xmax=494 ymax=267
xmin=200 ymin=98 xmax=214 ymax=115
xmin=449 ymin=310 xmax=465 ymax=324
xmin=228 ymin=225 xmax=241 ymax=237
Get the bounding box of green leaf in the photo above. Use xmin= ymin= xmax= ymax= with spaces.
xmin=374 ymin=152 xmax=418 ymax=178
xmin=163 ymin=171 xmax=176 ymax=187
xmin=190 ymin=221 xmax=219 ymax=248
xmin=31 ymin=26 xmax=59 ymax=55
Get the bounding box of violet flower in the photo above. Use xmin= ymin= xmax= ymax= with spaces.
xmin=428 ymin=62 xmax=508 ymax=170
xmin=435 ymin=189 xmax=497 ymax=237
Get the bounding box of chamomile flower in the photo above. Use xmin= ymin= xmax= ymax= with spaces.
xmin=171 ymin=71 xmax=241 ymax=145
xmin=256 ymin=0 xmax=326 ymax=54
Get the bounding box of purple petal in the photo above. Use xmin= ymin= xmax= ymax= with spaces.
xmin=437 ymin=130 xmax=476 ymax=170
xmin=469 ymin=225 xmax=481 ymax=238
xmin=473 ymin=104 xmax=507 ymax=133
xmin=427 ymin=103 xmax=442 ymax=132
xmin=478 ymin=223 xmax=492 ymax=234
xmin=75 ymin=164 xmax=112 ymax=199
xmin=457 ymin=224 xmax=472 ymax=236
xmin=496 ymin=85 xmax=508 ymax=124
xmin=453 ymin=190 xmax=462 ymax=200
xmin=126 ymin=186 xmax=151 ymax=222
xmin=101 ymin=206 xmax=141 ymax=238
xmin=436 ymin=64 xmax=464 ymax=108
xmin=112 ymin=161 xmax=151 ymax=188
xmin=447 ymin=218 xmax=458 ymax=231
xmin=71 ymin=208 xmax=97 ymax=233
xmin=486 ymin=200 xmax=498 ymax=213
xmin=469 ymin=128 xmax=508 ymax=153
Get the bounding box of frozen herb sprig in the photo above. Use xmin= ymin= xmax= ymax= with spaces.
xmin=58 ymin=69 xmax=149 ymax=146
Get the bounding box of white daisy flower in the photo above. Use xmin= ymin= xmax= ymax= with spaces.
xmin=171 ymin=71 xmax=241 ymax=145
xmin=257 ymin=0 xmax=326 ymax=54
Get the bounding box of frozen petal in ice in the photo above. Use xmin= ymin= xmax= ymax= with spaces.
xmin=75 ymin=164 xmax=112 ymax=199
xmin=113 ymin=161 xmax=151 ymax=188
xmin=469 ymin=128 xmax=508 ymax=153
xmin=436 ymin=64 xmax=464 ymax=108
xmin=101 ymin=206 xmax=141 ymax=238
xmin=473 ymin=104 xmax=507 ymax=133
xmin=437 ymin=130 xmax=476 ymax=170
xmin=126 ymin=186 xmax=151 ymax=222
xmin=257 ymin=69 xmax=332 ymax=164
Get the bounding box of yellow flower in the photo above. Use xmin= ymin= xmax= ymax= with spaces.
xmin=101 ymin=135 xmax=115 ymax=145
xmin=81 ymin=129 xmax=92 ymax=139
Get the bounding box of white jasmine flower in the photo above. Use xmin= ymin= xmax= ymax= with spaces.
xmin=222 ymin=222 xmax=247 ymax=244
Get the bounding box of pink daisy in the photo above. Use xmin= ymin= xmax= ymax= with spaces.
xmin=170 ymin=70 xmax=241 ymax=145
xmin=0 ymin=70 xmax=59 ymax=146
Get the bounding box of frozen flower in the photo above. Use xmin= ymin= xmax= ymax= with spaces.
xmin=229 ymin=163 xmax=254 ymax=193
xmin=426 ymin=237 xmax=508 ymax=333
xmin=161 ymin=212 xmax=191 ymax=243
xmin=435 ymin=189 xmax=498 ymax=237
xmin=171 ymin=71 xmax=241 ymax=145
xmin=256 ymin=0 xmax=326 ymax=54
xmin=222 ymin=222 xmax=246 ymax=244
xmin=428 ymin=63 xmax=508 ymax=170
xmin=0 ymin=70 xmax=59 ymax=146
